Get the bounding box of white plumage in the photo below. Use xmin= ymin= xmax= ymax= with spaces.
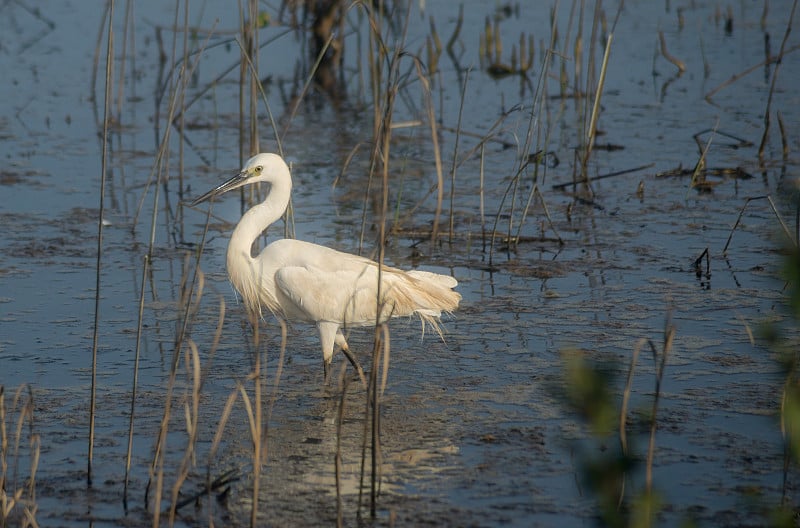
xmin=191 ymin=153 xmax=460 ymax=380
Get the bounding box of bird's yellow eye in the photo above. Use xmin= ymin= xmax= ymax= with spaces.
xmin=254 ymin=166 xmax=263 ymax=174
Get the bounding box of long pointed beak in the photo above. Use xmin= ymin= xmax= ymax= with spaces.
xmin=189 ymin=170 xmax=249 ymax=206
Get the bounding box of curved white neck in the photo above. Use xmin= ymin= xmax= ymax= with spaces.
xmin=227 ymin=177 xmax=292 ymax=265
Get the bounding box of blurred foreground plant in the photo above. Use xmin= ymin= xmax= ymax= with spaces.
xmin=0 ymin=385 xmax=39 ymax=527
xmin=558 ymin=317 xmax=673 ymax=528
xmin=764 ymin=241 xmax=800 ymax=526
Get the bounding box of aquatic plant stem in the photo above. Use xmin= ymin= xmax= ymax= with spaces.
xmin=758 ymin=0 xmax=797 ymax=160
xmin=704 ymin=43 xmax=800 ymax=103
xmin=448 ymin=68 xmax=470 ymax=244
xmin=619 ymin=339 xmax=645 ymax=507
xmin=582 ymin=32 xmax=612 ymax=180
xmin=480 ymin=145 xmax=486 ymax=248
xmin=412 ymin=58 xmax=444 ymax=244
xmin=89 ymin=0 xmax=114 ymax=488
xmin=335 ymin=364 xmax=348 ymax=528
xmin=646 ymin=315 xmax=675 ymax=497
xmin=143 ymin=11 xmax=217 ymax=524
xmin=723 ymin=195 xmax=796 ymax=254
xmin=658 ymin=31 xmax=686 ymax=73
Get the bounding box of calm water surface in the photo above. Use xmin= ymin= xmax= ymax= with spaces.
xmin=1 ymin=1 xmax=800 ymax=526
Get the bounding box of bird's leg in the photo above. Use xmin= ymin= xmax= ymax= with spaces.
xmin=318 ymin=321 xmax=338 ymax=384
xmin=336 ymin=331 xmax=367 ymax=388
xmin=318 ymin=322 xmax=366 ymax=388
xmin=323 ymin=359 xmax=332 ymax=384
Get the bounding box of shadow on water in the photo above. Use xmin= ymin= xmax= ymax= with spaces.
xmin=1 ymin=0 xmax=800 ymax=526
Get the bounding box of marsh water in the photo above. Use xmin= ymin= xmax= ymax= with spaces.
xmin=2 ymin=1 xmax=800 ymax=526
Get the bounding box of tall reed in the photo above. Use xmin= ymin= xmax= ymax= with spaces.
xmin=88 ymin=0 xmax=115 ymax=489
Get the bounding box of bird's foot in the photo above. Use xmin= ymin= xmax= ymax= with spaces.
xmin=341 ymin=347 xmax=368 ymax=389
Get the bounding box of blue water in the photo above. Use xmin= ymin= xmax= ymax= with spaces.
xmin=1 ymin=1 xmax=799 ymax=526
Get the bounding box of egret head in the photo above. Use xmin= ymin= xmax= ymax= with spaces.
xmin=190 ymin=153 xmax=290 ymax=206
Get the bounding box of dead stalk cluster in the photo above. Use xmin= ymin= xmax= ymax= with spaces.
xmin=0 ymin=386 xmax=39 ymax=527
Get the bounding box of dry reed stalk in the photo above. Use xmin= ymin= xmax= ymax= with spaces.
xmin=487 ymin=164 xmax=525 ymax=264
xmin=618 ymin=338 xmax=646 ymax=508
xmin=448 ymin=68 xmax=470 ymax=244
xmin=243 ymin=6 xmax=265 ymax=521
xmin=1 ymin=386 xmax=39 ymax=526
xmin=411 ymin=57 xmax=445 ymax=243
xmin=688 ymin=120 xmax=718 ymax=195
xmin=249 ymin=0 xmax=260 ymax=158
xmin=700 ymin=33 xmax=710 ymax=79
xmin=369 ymin=59 xmax=396 ymax=519
xmin=778 ymin=111 xmax=789 ymax=159
xmin=238 ymin=3 xmax=247 ymax=168
xmin=479 ymin=144 xmax=486 ymax=247
xmin=234 ymin=32 xmax=292 ymax=240
xmin=486 ymin=14 xmax=564 ymax=259
xmin=551 ymin=163 xmax=653 ymax=190
xmin=133 ymin=19 xmax=216 ymax=230
xmin=1 ymin=387 xmax=6 ymax=514
xmin=247 ymin=311 xmax=263 ymax=528
xmin=356 ymin=2 xmax=386 ymax=254
xmin=116 ymin=0 xmax=133 ymax=122
xmin=395 ymin=112 xmax=513 ymax=239
xmin=582 ymin=31 xmax=612 ymax=178
xmin=145 ymin=28 xmax=217 ymax=524
xmin=427 ymin=17 xmax=441 ymax=74
xmin=485 ymin=49 xmax=558 ymax=261
xmin=572 ymin=0 xmax=584 ymax=104
xmin=166 ymin=26 xmax=292 ymax=131
xmin=445 ymin=3 xmax=463 ymax=57
xmin=335 ymin=363 xmax=349 ymax=528
xmin=658 ymin=30 xmax=686 ymax=73
xmin=704 ymin=43 xmax=800 ymax=103
xmin=782 ymin=366 xmax=791 ymax=504
xmin=89 ymin=0 xmax=114 ymax=488
xmin=493 ymin=19 xmax=502 ymax=64
xmin=723 ymin=195 xmax=796 ymax=254
xmin=284 ymin=32 xmax=337 ymax=133
xmin=645 ymin=315 xmax=675 ymax=498
xmin=127 ymin=7 xmax=215 ymax=507
xmin=520 ymin=186 xmax=563 ymax=246
xmin=368 ymin=327 xmax=383 ymax=517
xmin=167 ymin=341 xmax=203 ymax=525
xmin=177 ymin=0 xmax=189 ymax=230
xmin=124 ymin=248 xmax=148 ymax=510
xmin=515 ymin=120 xmax=555 ymax=243
xmin=759 ymin=0 xmax=798 ymax=160
xmin=353 ymin=5 xmax=411 ymax=516
xmin=89 ymin=2 xmax=109 ymax=117
xmin=27 ymin=434 xmax=39 ymax=524
xmin=206 ymin=389 xmax=241 ymax=515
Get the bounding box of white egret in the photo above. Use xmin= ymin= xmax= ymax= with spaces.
xmin=191 ymin=153 xmax=460 ymax=381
